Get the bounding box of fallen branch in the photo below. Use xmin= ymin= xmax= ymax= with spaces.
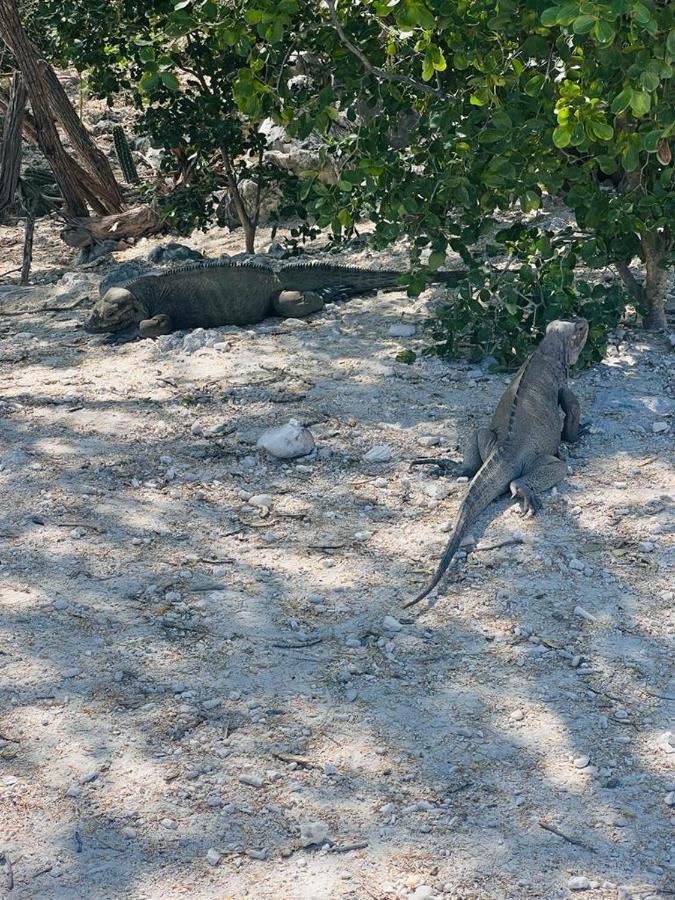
xmin=538 ymin=819 xmax=596 ymax=853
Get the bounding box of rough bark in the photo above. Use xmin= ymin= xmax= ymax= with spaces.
xmin=0 ymin=0 xmax=123 ymax=216
xmin=615 ymin=232 xmax=671 ymax=331
xmin=0 ymin=71 xmax=26 ymax=214
xmin=0 ymin=84 xmax=37 ymax=143
xmin=220 ymin=147 xmax=256 ymax=253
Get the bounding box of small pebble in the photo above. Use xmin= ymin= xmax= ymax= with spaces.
xmin=206 ymin=848 xmax=221 ymax=866
xmin=652 ymin=421 xmax=669 ymax=433
xmin=418 ymin=435 xmax=441 ymax=448
xmin=300 ymin=819 xmax=329 ymax=847
xmin=239 ymin=774 xmax=265 ymax=788
xmin=510 ymin=709 xmax=525 ymax=721
xmin=190 ymin=421 xmax=204 ymax=436
xmin=363 ymin=444 xmax=393 ymax=463
xmin=388 ymin=323 xmax=416 ymax=337
xmin=411 ymin=887 xmax=434 ymax=900
xmin=568 ymin=875 xmax=591 ymax=891
xmin=573 ymin=755 xmax=590 ymax=769
xmin=382 ymin=615 xmax=403 ymax=632
xmin=62 ymin=668 xmax=80 ymax=679
xmin=664 ymin=791 xmax=675 ymax=806
xmin=52 ymin=599 xmax=68 ymax=610
xmin=249 ymin=494 xmax=273 ymax=509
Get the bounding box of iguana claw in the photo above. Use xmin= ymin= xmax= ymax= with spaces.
xmin=510 ymin=480 xmax=541 ymax=517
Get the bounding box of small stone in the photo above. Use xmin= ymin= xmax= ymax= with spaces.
xmin=388 ymin=323 xmax=416 ymax=337
xmin=191 ymin=421 xmax=204 ymax=436
xmin=160 ymin=818 xmax=176 ymax=829
xmin=639 ymin=541 xmax=655 ymax=552
xmin=249 ymin=494 xmax=273 ymax=509
xmin=345 ymin=687 xmax=358 ymax=702
xmin=62 ymin=667 xmax=80 ymax=679
xmin=657 ymin=731 xmax=674 ymax=754
xmin=424 ymin=482 xmax=451 ymax=500
xmin=52 ymin=599 xmax=68 ymax=610
xmin=256 ymin=420 xmax=315 ymax=459
xmin=664 ymin=791 xmax=675 ymax=806
xmin=66 ymin=784 xmax=81 ymax=798
xmin=363 ymin=444 xmax=393 ymax=463
xmin=568 ymin=876 xmax=591 ymax=891
xmin=573 ymin=755 xmax=590 ymax=769
xmin=412 ymin=888 xmax=433 ymax=900
xmin=418 ymin=435 xmax=441 ymax=448
xmin=652 ymin=421 xmax=669 ymax=433
xmin=300 ymin=820 xmax=329 ymax=847
xmin=510 ymin=709 xmax=525 ymax=721
xmin=568 ymin=557 xmax=584 ymax=571
xmin=382 ymin=615 xmax=403 ymax=632
xmin=206 ymin=847 xmax=221 ymax=866
xmin=239 ymin=774 xmax=265 ymax=788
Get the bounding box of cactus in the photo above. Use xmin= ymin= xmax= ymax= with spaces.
xmin=113 ymin=125 xmax=140 ymax=185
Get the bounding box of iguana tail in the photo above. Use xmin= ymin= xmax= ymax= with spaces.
xmin=403 ymin=448 xmax=512 ymax=608
xmin=278 ymin=260 xmax=467 ymax=295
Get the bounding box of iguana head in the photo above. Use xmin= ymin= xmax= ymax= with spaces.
xmin=545 ymin=318 xmax=589 ymax=365
xmin=85 ymin=287 xmax=147 ymax=334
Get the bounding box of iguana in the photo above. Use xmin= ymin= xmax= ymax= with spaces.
xmin=404 ymin=318 xmax=589 ymax=609
xmin=84 ymin=256 xmax=467 ymax=339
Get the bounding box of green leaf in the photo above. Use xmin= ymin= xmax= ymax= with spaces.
xmin=639 ymin=71 xmax=659 ymax=91
xmin=631 ymin=2 xmax=651 ymax=24
xmin=572 ymin=14 xmax=596 ymax=33
xmin=540 ymin=7 xmax=560 ymax=26
xmin=640 ymin=130 xmax=661 ymax=152
xmin=337 ymin=179 xmax=352 ymax=191
xmin=591 ymin=120 xmax=614 ymax=141
xmin=469 ymin=94 xmax=485 ymax=106
xmin=553 ymin=125 xmax=572 ymax=147
xmin=611 ymin=86 xmax=633 ymax=114
xmin=160 ymin=71 xmax=180 ymax=90
xmin=139 ymin=72 xmax=159 ymax=93
xmin=525 ymin=74 xmax=545 ymax=95
xmin=521 ymin=190 xmax=541 ymax=212
xmin=622 ymin=134 xmax=640 ymax=171
xmin=422 ymin=55 xmax=435 ymax=82
xmin=629 ymin=90 xmax=651 ymax=116
xmin=667 ymin=30 xmax=675 ymax=59
xmin=593 ymin=20 xmax=615 ymax=43
xmin=428 ymin=250 xmax=446 ymax=270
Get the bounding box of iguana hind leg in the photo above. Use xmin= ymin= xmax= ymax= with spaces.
xmin=273 ymin=290 xmax=324 ymax=318
xmin=510 ymin=455 xmax=568 ymax=517
xmin=410 ymin=427 xmax=495 ymax=477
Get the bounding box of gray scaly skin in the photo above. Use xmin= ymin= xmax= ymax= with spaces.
xmin=404 ymin=318 xmax=589 ymax=609
xmin=84 ymin=257 xmax=467 ymax=339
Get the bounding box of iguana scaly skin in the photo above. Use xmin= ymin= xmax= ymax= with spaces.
xmin=404 ymin=318 xmax=589 ymax=608
xmin=84 ymin=257 xmax=466 ymax=338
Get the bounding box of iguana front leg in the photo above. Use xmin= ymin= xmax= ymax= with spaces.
xmin=558 ymin=386 xmax=583 ymax=442
xmin=510 ymin=455 xmax=567 ymax=517
xmin=411 ymin=427 xmax=496 ymax=477
xmin=138 ymin=314 xmax=173 ymax=339
xmin=273 ymin=290 xmax=324 ymax=319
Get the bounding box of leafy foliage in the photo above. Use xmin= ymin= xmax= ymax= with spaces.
xmin=428 ymin=224 xmax=631 ymax=369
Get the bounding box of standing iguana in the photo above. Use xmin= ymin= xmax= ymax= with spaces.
xmin=84 ymin=256 xmax=466 ymax=339
xmin=404 ymin=318 xmax=589 ymax=608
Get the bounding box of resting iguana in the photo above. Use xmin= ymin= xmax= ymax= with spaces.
xmin=84 ymin=257 xmax=466 ymax=339
xmin=405 ymin=318 xmax=589 ymax=608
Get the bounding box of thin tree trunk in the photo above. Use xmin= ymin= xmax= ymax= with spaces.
xmin=0 ymin=84 xmax=37 ymax=143
xmin=221 ymin=146 xmax=256 ymax=253
xmin=643 ymin=242 xmax=669 ymax=330
xmin=0 ymin=71 xmax=25 ymax=214
xmin=20 ymin=207 xmax=34 ymax=284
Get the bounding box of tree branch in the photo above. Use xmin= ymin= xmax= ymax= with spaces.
xmin=614 ymin=261 xmax=644 ymax=302
xmin=325 ymin=0 xmax=446 ymax=99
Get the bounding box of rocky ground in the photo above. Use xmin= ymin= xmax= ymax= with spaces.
xmin=0 ymin=220 xmax=674 ymax=900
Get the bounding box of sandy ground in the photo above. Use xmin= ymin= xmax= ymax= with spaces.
xmin=0 ymin=218 xmax=674 ymax=900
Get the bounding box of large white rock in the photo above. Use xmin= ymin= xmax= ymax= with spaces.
xmin=256 ymin=420 xmax=315 ymax=459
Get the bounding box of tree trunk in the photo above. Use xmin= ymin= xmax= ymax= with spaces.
xmin=0 ymin=0 xmax=123 ymax=217
xmin=40 ymin=62 xmax=123 ymax=208
xmin=221 ymin=146 xmax=257 ymax=253
xmin=643 ymin=241 xmax=669 ymax=331
xmin=0 ymin=71 xmax=26 ymax=214
xmin=0 ymin=83 xmax=37 ymax=143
